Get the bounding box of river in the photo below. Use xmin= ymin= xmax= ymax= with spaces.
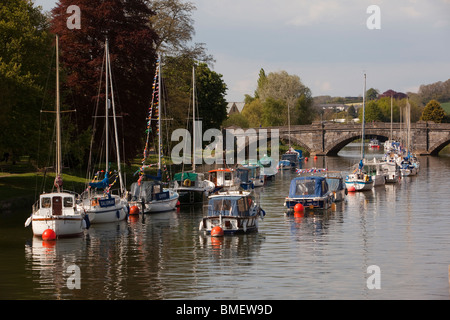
xmin=1 ymin=143 xmax=450 ymax=300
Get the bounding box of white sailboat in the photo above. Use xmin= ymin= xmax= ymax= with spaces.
xmin=129 ymin=54 xmax=179 ymax=213
xmin=80 ymin=39 xmax=128 ymax=223
xmin=381 ymin=95 xmax=400 ymax=183
xmin=363 ymin=157 xmax=386 ymax=187
xmin=25 ymin=35 xmax=86 ymax=237
xmin=345 ymin=73 xmax=374 ymax=191
xmin=400 ymin=99 xmax=419 ymax=177
xmin=172 ymin=64 xmax=215 ymax=204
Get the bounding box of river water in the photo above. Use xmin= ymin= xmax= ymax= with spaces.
xmin=1 ymin=143 xmax=450 ymax=300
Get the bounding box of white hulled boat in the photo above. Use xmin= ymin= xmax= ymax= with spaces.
xmin=345 ymin=74 xmax=374 ymax=191
xmin=80 ymin=39 xmax=128 ymax=223
xmin=25 ymin=36 xmax=86 ymax=237
xmin=129 ymin=54 xmax=179 ymax=213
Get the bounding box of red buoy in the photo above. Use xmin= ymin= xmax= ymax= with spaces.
xmin=211 ymin=226 xmax=224 ymax=237
xmin=129 ymin=205 xmax=139 ymax=215
xmin=348 ymin=186 xmax=356 ymax=192
xmin=42 ymin=229 xmax=56 ymax=241
xmin=294 ymin=203 xmax=304 ymax=212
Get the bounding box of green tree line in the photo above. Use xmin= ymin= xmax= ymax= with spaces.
xmin=0 ymin=0 xmax=228 ymax=171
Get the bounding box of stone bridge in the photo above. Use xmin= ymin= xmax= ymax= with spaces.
xmin=226 ymin=121 xmax=450 ymax=156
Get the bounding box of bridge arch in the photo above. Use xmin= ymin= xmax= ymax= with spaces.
xmin=429 ymin=134 xmax=450 ymax=155
xmin=279 ymin=134 xmax=312 ymax=154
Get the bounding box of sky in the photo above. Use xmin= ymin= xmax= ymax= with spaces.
xmin=33 ymin=0 xmax=450 ymax=102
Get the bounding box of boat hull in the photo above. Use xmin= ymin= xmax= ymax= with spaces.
xmin=176 ymin=188 xmax=207 ymax=205
xmin=82 ymin=196 xmax=128 ymax=224
xmin=285 ymin=195 xmax=334 ymax=210
xmin=200 ymin=216 xmax=259 ymax=234
xmin=143 ymin=194 xmax=179 ymax=213
xmin=31 ymin=215 xmax=84 ymax=237
xmin=345 ymin=180 xmax=374 ymax=191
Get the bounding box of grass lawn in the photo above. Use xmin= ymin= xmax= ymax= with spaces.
xmin=441 ymin=101 xmax=450 ymax=114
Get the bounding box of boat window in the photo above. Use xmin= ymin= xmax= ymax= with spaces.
xmin=64 ymin=197 xmax=73 ymax=207
xmin=322 ymin=181 xmax=328 ymax=193
xmin=41 ymin=197 xmax=51 ymax=208
xmin=153 ymin=185 xmax=161 ymax=194
xmin=296 ymin=180 xmax=315 ymax=195
xmin=214 ymin=199 xmax=231 ymax=211
xmin=224 ymin=172 xmax=232 ymax=180
xmin=237 ymin=198 xmax=248 ymax=214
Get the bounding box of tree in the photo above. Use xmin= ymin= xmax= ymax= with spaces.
xmin=262 ymin=98 xmax=286 ymax=127
xmin=359 ymin=100 xmax=385 ymax=122
xmin=366 ymin=88 xmax=379 ymax=100
xmin=255 ymin=70 xmax=316 ymax=126
xmin=0 ymin=0 xmax=53 ymax=164
xmin=149 ymin=0 xmax=213 ymax=63
xmin=51 ymin=0 xmax=159 ymax=163
xmin=241 ymin=98 xmax=263 ymax=127
xmin=421 ymin=99 xmax=446 ymax=123
xmin=195 ymin=63 xmax=228 ymax=132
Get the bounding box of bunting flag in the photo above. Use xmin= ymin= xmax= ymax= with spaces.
xmin=296 ymin=168 xmax=328 ymax=174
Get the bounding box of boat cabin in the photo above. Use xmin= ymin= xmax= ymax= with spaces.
xmin=35 ymin=192 xmax=77 ymax=216
xmin=130 ymin=180 xmax=170 ymax=202
xmin=289 ymin=176 xmax=330 ymax=198
xmin=206 ymin=194 xmax=254 ymax=217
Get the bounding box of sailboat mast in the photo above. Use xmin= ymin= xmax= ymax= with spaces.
xmin=361 ymin=73 xmax=366 ymax=160
xmin=158 ymin=54 xmax=161 ymax=170
xmin=107 ymin=45 xmax=125 ymax=194
xmin=192 ymin=64 xmax=196 ymax=172
xmin=105 ymin=38 xmax=110 ymax=174
xmin=390 ymin=95 xmax=393 ymax=141
xmin=55 ymin=35 xmax=62 ymax=192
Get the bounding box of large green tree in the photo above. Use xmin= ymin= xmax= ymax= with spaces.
xmin=0 ymin=0 xmax=53 ymax=164
xmin=421 ymin=99 xmax=446 ymax=123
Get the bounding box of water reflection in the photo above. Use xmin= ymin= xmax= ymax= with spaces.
xmin=16 ymin=146 xmax=450 ymax=299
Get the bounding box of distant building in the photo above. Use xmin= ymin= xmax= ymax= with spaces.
xmin=227 ymin=102 xmax=245 ymax=115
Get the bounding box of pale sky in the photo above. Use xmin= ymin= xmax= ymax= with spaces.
xmin=34 ymin=0 xmax=450 ymax=102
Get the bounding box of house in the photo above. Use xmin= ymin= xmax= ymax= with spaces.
xmin=227 ymin=102 xmax=245 ymax=115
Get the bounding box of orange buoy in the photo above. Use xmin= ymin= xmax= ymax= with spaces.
xmin=129 ymin=205 xmax=139 ymax=215
xmin=348 ymin=186 xmax=356 ymax=192
xmin=211 ymin=226 xmax=224 ymax=237
xmin=314 ymin=155 xmax=318 ymax=160
xmin=42 ymin=229 xmax=56 ymax=241
xmin=294 ymin=203 xmax=304 ymax=212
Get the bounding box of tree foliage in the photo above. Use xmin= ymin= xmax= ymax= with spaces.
xmin=0 ymin=0 xmax=53 ymax=163
xmin=50 ymin=0 xmax=159 ymax=163
xmin=421 ymin=99 xmax=446 ymax=123
xmin=241 ymin=69 xmax=315 ymax=127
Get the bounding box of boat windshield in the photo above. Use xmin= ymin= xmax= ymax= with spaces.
xmin=208 ymin=196 xmax=251 ymax=217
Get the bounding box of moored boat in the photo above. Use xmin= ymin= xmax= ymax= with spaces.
xmin=199 ymin=190 xmax=265 ymax=234
xmin=172 ymin=172 xmax=215 ymax=205
xmin=284 ymin=176 xmax=335 ymax=210
xmin=25 ymin=36 xmax=87 ymax=238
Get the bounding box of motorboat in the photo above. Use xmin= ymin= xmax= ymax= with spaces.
xmin=199 ymin=190 xmax=265 ymax=234
xmin=284 ymin=176 xmax=335 ymax=210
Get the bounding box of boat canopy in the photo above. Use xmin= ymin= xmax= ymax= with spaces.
xmin=207 ymin=195 xmax=253 ymax=217
xmin=173 ymin=172 xmax=198 ymax=182
xmin=236 ymin=167 xmax=250 ymax=181
xmin=288 ymin=176 xmax=329 ymax=198
xmin=325 ymin=177 xmax=345 ymax=192
xmin=89 ymin=172 xmax=109 ymax=189
xmin=130 ymin=180 xmax=168 ymax=202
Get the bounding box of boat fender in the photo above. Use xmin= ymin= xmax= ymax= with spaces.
xmin=183 ymin=179 xmax=192 ymax=187
xmin=364 ymin=175 xmax=369 ymax=182
xmin=25 ymin=216 xmax=32 ymax=228
xmin=116 ymin=210 xmax=120 ymax=219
